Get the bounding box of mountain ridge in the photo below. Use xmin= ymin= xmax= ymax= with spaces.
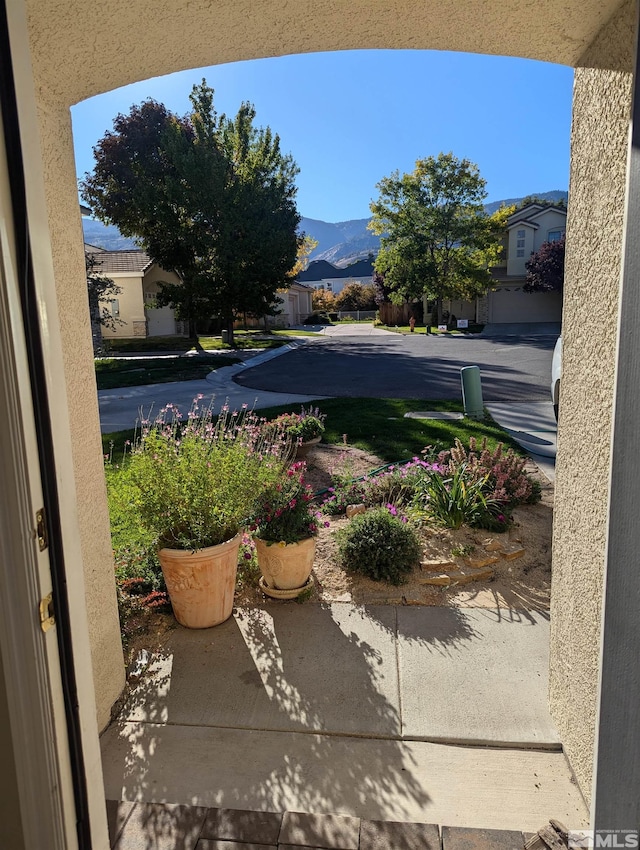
xmin=82 ymin=189 xmax=568 ymax=266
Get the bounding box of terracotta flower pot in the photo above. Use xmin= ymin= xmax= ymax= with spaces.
xmin=254 ymin=536 xmax=316 ymax=595
xmin=158 ymin=534 xmax=241 ymax=628
xmin=295 ymin=435 xmax=321 ymax=458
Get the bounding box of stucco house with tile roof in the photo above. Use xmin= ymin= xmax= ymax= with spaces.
xmin=482 ymin=203 xmax=566 ymax=325
xmin=85 ymin=245 xmax=186 ymax=339
xmin=425 ymin=203 xmax=567 ymax=326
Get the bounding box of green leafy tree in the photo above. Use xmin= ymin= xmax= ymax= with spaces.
xmin=81 ymin=81 xmax=301 ymax=345
xmin=312 ymin=289 xmax=336 ymax=313
xmin=369 ymin=152 xmax=502 ymax=323
xmin=335 ymin=282 xmax=377 ymax=311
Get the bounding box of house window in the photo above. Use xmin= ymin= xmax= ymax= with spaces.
xmin=517 ymin=229 xmax=525 ymax=238
xmin=517 ymin=238 xmax=525 ymax=248
xmin=516 ymin=249 xmax=525 ymax=257
xmin=548 ymin=229 xmax=564 ymax=242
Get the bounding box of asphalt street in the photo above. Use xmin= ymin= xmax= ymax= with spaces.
xmin=233 ymin=332 xmax=556 ymax=401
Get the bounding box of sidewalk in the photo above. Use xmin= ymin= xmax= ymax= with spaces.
xmin=101 ymin=603 xmax=587 ymax=836
xmin=98 ymin=340 xmax=327 ymax=433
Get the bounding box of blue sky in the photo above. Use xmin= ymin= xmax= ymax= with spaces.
xmin=71 ymin=50 xmax=573 ymax=223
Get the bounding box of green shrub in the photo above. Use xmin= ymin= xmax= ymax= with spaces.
xmin=124 ymin=400 xmax=291 ymax=549
xmin=335 ymin=507 xmax=422 ymax=584
xmin=303 ymin=311 xmax=332 ymax=325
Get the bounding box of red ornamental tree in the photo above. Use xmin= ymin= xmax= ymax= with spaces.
xmin=524 ymin=235 xmax=565 ymax=294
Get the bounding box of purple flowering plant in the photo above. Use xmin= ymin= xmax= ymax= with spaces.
xmin=126 ymin=396 xmax=293 ymax=550
xmin=252 ymin=461 xmax=324 ymax=545
xmin=268 ymin=406 xmax=326 ymax=444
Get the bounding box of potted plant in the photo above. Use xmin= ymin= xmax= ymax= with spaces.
xmin=126 ymin=399 xmax=289 ymax=627
xmin=252 ymin=460 xmax=325 ymax=598
xmin=271 ymin=406 xmax=326 ymax=457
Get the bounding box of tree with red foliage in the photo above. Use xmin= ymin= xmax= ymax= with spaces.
xmin=524 ymin=235 xmax=565 ymax=294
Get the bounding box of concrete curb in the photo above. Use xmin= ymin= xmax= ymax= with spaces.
xmin=205 ymin=339 xmax=309 ymax=386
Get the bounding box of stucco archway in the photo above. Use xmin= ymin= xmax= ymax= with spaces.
xmin=19 ymin=0 xmax=637 ymax=822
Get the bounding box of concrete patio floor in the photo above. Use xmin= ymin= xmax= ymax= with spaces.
xmin=101 ymin=603 xmax=588 ymax=837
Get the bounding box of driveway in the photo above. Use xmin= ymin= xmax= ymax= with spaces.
xmin=234 ymin=332 xmax=556 ymax=401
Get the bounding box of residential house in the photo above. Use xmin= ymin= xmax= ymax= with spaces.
xmin=482 ymin=202 xmax=566 ymax=324
xmin=423 ymin=203 xmax=567 ymax=326
xmin=233 ymin=281 xmax=314 ymax=329
xmin=86 ymin=245 xmax=187 ymax=339
xmin=274 ymin=281 xmax=313 ymax=326
xmin=296 ymin=258 xmax=374 ymax=296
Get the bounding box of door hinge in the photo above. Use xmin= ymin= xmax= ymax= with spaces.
xmin=39 ymin=592 xmax=55 ymax=632
xmin=36 ymin=507 xmax=48 ymax=551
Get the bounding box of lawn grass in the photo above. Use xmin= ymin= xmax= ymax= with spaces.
xmin=105 ymin=333 xmax=287 ymax=353
xmin=95 ymin=355 xmax=241 ymax=389
xmin=102 ymin=398 xmax=521 ymax=467
xmin=254 ymin=398 xmax=522 ymax=462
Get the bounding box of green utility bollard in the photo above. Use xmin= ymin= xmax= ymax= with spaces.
xmin=460 ymin=365 xmax=484 ymax=418
xmin=221 ymin=329 xmax=229 ymax=344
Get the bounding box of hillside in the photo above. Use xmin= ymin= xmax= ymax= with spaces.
xmin=82 ymin=189 xmax=568 ymax=265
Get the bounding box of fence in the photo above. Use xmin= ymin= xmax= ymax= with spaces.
xmin=377 ymin=302 xmax=423 ymax=326
xmin=336 ymin=310 xmax=377 ymax=321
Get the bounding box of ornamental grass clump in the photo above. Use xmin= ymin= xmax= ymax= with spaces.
xmin=253 ymin=461 xmax=325 ymax=544
xmin=335 ymin=507 xmax=422 ymax=584
xmin=126 ymin=397 xmax=292 ymax=550
xmin=415 ymin=464 xmax=500 ymax=530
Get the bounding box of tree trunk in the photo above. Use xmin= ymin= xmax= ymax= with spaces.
xmin=226 ymin=316 xmax=235 ymax=348
xmin=188 ymin=317 xmax=199 ymax=344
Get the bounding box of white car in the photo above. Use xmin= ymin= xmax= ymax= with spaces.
xmin=551 ymin=336 xmax=562 ymax=421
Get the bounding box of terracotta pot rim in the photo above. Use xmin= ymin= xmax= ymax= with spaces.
xmin=253 ymin=535 xmax=316 ymax=548
xmin=158 ymin=532 xmax=242 ymax=559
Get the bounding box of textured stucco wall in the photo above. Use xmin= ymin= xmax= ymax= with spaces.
xmin=26 ymin=0 xmax=621 ymax=107
xmin=34 ymin=98 xmax=125 ymax=730
xmin=100 ymin=274 xmax=146 ymax=338
xmin=550 ymin=0 xmax=635 ymax=803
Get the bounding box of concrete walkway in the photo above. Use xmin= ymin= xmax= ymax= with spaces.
xmin=101 ymin=603 xmax=587 ymax=834
xmin=98 ymin=339 xmax=325 ymax=433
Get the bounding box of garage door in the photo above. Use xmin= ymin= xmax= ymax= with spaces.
xmin=489 ymin=286 xmax=562 ymax=323
xmin=146 ymin=305 xmax=176 ymax=336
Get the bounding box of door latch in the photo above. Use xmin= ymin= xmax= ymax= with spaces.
xmin=36 ymin=508 xmax=48 ymax=552
xmin=39 ymin=593 xmax=55 ymax=632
